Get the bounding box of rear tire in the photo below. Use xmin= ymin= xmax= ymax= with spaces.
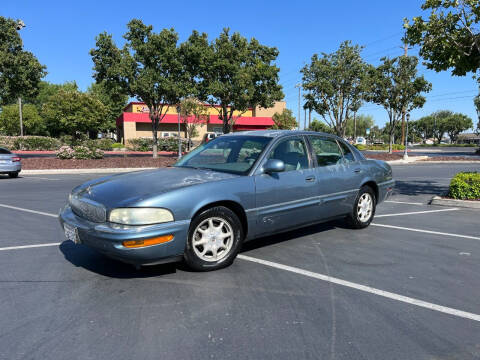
xmin=8 ymin=171 xmax=19 ymax=178
xmin=347 ymin=185 xmax=376 ymax=229
xmin=184 ymin=206 xmax=244 ymax=271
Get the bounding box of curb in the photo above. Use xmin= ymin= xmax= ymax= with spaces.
xmin=21 ymin=168 xmax=156 ymax=175
xmin=386 ymin=156 xmax=429 ymax=164
xmin=430 ymin=196 xmax=480 ymax=209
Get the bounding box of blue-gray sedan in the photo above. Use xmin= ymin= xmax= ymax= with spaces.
xmin=59 ymin=130 xmax=394 ymax=271
xmin=0 ymin=148 xmax=21 ymax=178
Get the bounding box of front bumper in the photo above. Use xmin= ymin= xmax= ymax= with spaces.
xmin=378 ymin=179 xmax=395 ymax=203
xmin=59 ymin=205 xmax=189 ymax=265
xmin=0 ymin=163 xmax=21 ymax=173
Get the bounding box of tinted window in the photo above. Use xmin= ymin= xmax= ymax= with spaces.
xmin=175 ymin=136 xmax=271 ymax=175
xmin=268 ymin=137 xmax=309 ymax=171
xmin=308 ymin=137 xmax=343 ymax=166
xmin=0 ymin=148 xmax=11 ymax=154
xmin=338 ymin=141 xmax=356 ymax=163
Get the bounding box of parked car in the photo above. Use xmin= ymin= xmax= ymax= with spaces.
xmin=355 ymin=137 xmax=366 ymax=145
xmin=202 ymin=132 xmax=221 ymax=144
xmin=0 ymin=148 xmax=21 ymax=178
xmin=59 ymin=130 xmax=394 ymax=271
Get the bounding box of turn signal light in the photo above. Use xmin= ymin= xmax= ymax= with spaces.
xmin=122 ymin=235 xmax=174 ymax=248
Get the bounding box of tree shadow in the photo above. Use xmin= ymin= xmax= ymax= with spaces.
xmin=59 ymin=241 xmax=177 ymax=279
xmin=393 ymin=180 xmax=448 ymax=197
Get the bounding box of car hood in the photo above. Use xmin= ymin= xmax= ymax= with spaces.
xmin=73 ymin=167 xmax=240 ymax=208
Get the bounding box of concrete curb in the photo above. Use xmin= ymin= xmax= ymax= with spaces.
xmin=21 ymin=168 xmax=156 ymax=175
xmin=386 ymin=156 xmax=429 ymax=164
xmin=430 ymin=196 xmax=480 ymax=209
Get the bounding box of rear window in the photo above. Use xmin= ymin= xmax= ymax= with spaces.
xmin=0 ymin=148 xmax=11 ymax=154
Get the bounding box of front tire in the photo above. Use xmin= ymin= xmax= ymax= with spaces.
xmin=184 ymin=206 xmax=244 ymax=271
xmin=347 ymin=186 xmax=376 ymax=229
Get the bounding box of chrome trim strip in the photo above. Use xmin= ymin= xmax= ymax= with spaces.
xmin=245 ymin=188 xmax=358 ymax=213
xmin=378 ymin=179 xmax=395 ymax=187
xmin=94 ymin=220 xmax=191 ymax=234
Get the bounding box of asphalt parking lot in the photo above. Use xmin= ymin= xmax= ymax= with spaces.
xmin=1 ymin=163 xmax=479 ymax=360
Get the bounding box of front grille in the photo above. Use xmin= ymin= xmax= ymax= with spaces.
xmin=70 ymin=197 xmax=106 ymax=223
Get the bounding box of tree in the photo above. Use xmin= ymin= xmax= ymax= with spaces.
xmin=301 ymin=41 xmax=370 ymax=137
xmin=412 ymin=116 xmax=435 ymax=143
xmin=444 ymin=112 xmax=473 ymax=142
xmin=186 ymin=28 xmax=284 ymax=134
xmin=42 ymin=89 xmax=107 ymax=138
xmin=28 ymin=81 xmax=78 ymax=110
xmin=474 ymin=93 xmax=480 ymax=134
xmin=88 ymin=81 xmax=128 ymax=133
xmin=0 ymin=16 xmax=46 ymax=105
xmin=271 ymin=108 xmax=297 ymax=129
xmin=368 ymin=56 xmax=432 ymax=153
xmin=307 ymin=119 xmax=334 ymax=133
xmin=404 ymin=0 xmax=480 ymax=78
xmin=91 ymin=20 xmax=187 ymax=157
xmin=179 ymin=97 xmax=209 ymax=149
xmin=345 ymin=114 xmax=374 ymax=138
xmin=0 ymin=103 xmax=46 ymax=136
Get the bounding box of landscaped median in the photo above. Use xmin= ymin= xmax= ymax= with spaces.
xmin=431 ymin=172 xmax=480 ymax=209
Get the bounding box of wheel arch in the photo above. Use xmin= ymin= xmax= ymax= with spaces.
xmin=361 ymin=180 xmax=379 ymax=201
xmin=191 ymin=200 xmax=248 ymax=238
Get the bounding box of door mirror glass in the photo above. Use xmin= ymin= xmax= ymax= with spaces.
xmin=263 ymin=159 xmax=285 ymax=173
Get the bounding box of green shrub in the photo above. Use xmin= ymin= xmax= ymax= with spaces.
xmin=111 ymin=142 xmax=124 ymax=149
xmin=0 ymin=136 xmax=62 ymax=150
xmin=354 ymin=144 xmax=405 ymax=151
xmin=56 ymin=145 xmax=75 ymax=159
xmin=73 ymin=146 xmax=104 ymax=159
xmin=448 ymin=172 xmax=480 ymax=200
xmin=127 ymin=137 xmax=187 ymax=152
xmin=81 ymin=138 xmax=114 ymax=151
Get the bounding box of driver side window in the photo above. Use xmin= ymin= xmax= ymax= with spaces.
xmin=268 ymin=137 xmax=309 ymax=171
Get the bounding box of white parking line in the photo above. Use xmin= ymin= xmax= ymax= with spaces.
xmin=0 ymin=242 xmax=61 ymax=251
xmin=238 ymin=254 xmax=480 ymax=322
xmin=385 ymin=200 xmax=424 ymax=206
xmin=0 ymin=204 xmax=57 ymax=218
xmin=376 ymin=208 xmax=460 ymax=218
xmin=371 ymin=223 xmax=480 ymax=241
xmin=23 ymin=176 xmax=61 ymax=181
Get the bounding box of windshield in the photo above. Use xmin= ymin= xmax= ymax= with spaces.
xmin=175 ymin=136 xmax=272 ymax=175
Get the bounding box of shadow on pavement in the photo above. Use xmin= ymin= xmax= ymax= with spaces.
xmin=393 ymin=180 xmax=448 ymax=197
xmin=59 ymin=241 xmax=177 ymax=278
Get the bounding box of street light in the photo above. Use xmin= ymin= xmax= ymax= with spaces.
xmin=403 ymin=113 xmax=410 ymax=160
xmin=176 ymin=105 xmax=182 ymax=159
xmin=15 ymin=20 xmax=26 ymax=137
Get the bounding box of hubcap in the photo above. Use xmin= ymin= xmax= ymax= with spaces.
xmin=357 ymin=193 xmax=373 ymax=222
xmin=192 ymin=217 xmax=234 ymax=262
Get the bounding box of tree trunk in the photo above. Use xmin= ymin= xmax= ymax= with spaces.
xmin=389 ymin=134 xmax=393 ymax=154
xmin=151 ymin=113 xmax=159 ymax=159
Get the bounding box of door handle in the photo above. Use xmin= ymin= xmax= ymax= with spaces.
xmin=305 ymin=175 xmax=316 ymax=182
xmin=354 ymin=168 xmax=362 ymax=173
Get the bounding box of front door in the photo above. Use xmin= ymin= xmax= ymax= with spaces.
xmin=253 ymin=136 xmax=319 ymax=236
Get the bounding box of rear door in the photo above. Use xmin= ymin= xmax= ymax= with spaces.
xmin=307 ymin=136 xmax=357 ymax=218
xmin=253 ymin=136 xmax=319 ymax=235
xmin=0 ymin=148 xmax=13 ymax=170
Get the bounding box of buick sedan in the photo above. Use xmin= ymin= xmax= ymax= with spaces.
xmin=59 ymin=130 xmax=394 ymax=271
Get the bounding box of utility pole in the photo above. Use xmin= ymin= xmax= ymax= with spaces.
xmin=18 ymin=97 xmax=23 ymax=136
xmin=400 ymin=43 xmax=411 ymax=145
xmin=16 ymin=20 xmax=26 ymax=137
xmin=295 ymin=84 xmax=301 ymax=130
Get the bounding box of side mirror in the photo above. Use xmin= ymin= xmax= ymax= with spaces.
xmin=263 ymin=159 xmax=285 ymax=174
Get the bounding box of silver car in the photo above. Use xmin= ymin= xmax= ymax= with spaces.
xmin=0 ymin=148 xmax=21 ymax=178
xmin=59 ymin=130 xmax=394 ymax=271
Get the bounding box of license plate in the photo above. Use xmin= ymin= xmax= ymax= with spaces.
xmin=64 ymin=224 xmax=80 ymax=244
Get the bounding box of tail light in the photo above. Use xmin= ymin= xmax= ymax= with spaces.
xmin=12 ymin=157 xmax=21 ymax=162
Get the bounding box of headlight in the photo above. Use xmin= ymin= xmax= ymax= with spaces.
xmin=109 ymin=208 xmax=174 ymax=225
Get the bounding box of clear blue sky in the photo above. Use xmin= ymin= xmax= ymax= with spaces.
xmin=3 ymin=0 xmax=479 ymax=129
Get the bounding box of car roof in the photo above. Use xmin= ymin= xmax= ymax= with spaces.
xmin=225 ymin=130 xmax=340 ymax=139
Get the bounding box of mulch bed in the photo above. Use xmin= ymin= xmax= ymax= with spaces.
xmin=419 ymin=156 xmax=480 ymax=162
xmin=363 ymin=153 xmax=408 ymax=161
xmin=21 ymin=156 xmax=177 ymax=170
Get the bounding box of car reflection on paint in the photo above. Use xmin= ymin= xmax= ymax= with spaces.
xmin=59 ymin=130 xmax=394 ymax=271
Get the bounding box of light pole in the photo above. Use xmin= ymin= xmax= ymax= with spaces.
xmin=16 ymin=20 xmax=26 ymax=137
xmin=403 ymin=113 xmax=410 ymax=160
xmin=295 ymin=84 xmax=301 ymax=130
xmin=176 ymin=105 xmax=182 ymax=159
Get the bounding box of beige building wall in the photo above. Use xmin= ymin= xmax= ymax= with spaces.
xmin=253 ymin=101 xmax=286 ymax=117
